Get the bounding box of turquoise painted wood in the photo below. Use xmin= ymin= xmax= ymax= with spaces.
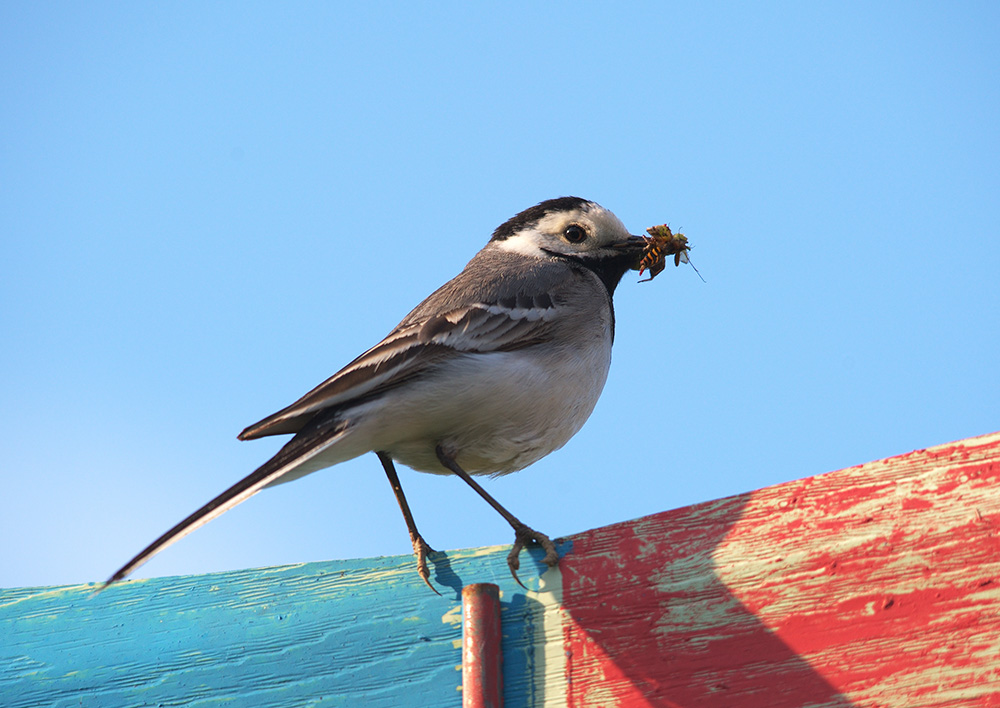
xmin=0 ymin=543 xmax=568 ymax=708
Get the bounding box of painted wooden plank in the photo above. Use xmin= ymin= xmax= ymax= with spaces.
xmin=558 ymin=431 xmax=1000 ymax=707
xmin=0 ymin=547 xmax=562 ymax=708
xmin=3 ymin=431 xmax=998 ymax=707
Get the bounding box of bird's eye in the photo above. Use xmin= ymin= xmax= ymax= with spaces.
xmin=563 ymin=225 xmax=587 ymax=243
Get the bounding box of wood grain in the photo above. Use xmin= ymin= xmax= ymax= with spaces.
xmin=560 ymin=431 xmax=1000 ymax=707
xmin=0 ymin=549 xmax=552 ymax=707
xmin=2 ymin=431 xmax=997 ymax=707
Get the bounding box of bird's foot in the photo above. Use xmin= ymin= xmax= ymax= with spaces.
xmin=507 ymin=523 xmax=560 ymax=589
xmin=411 ymin=534 xmax=440 ymax=595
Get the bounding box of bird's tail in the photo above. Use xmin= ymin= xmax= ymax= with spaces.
xmin=102 ymin=416 xmax=350 ymax=589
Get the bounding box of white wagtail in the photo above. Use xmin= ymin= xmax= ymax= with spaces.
xmin=106 ymin=197 xmax=651 ymax=591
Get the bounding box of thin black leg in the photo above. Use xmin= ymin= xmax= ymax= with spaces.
xmin=434 ymin=444 xmax=559 ymax=588
xmin=377 ymin=451 xmax=439 ymax=594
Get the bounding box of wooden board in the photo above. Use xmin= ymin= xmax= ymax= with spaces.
xmin=556 ymin=431 xmax=1000 ymax=707
xmin=2 ymin=431 xmax=998 ymax=707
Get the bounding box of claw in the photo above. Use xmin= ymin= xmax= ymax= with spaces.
xmin=411 ymin=535 xmax=441 ymax=595
xmin=507 ymin=523 xmax=559 ymax=588
xmin=507 ymin=539 xmax=527 ymax=589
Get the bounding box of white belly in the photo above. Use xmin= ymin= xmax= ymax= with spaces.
xmin=355 ymin=337 xmax=613 ymax=476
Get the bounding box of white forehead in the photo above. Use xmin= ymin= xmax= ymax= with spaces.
xmin=534 ymin=203 xmax=629 ymax=239
xmin=492 ymin=202 xmax=630 ymax=258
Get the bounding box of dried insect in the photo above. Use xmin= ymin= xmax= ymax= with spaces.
xmin=637 ymin=224 xmax=701 ymax=282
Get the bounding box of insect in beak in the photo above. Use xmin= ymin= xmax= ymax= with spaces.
xmin=635 ymin=225 xmax=690 ymax=282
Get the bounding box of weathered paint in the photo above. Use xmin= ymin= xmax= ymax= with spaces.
xmin=523 ymin=565 xmax=569 ymax=708
xmin=0 ymin=546 xmax=563 ymax=707
xmin=2 ymin=431 xmax=998 ymax=707
xmin=463 ymin=583 xmax=503 ymax=708
xmin=559 ymin=431 xmax=1000 ymax=707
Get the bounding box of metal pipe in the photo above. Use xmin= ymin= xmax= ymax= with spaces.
xmin=462 ymin=582 xmax=502 ymax=708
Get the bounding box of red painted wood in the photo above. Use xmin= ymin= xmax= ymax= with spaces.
xmin=559 ymin=432 xmax=1000 ymax=707
xmin=463 ymin=582 xmax=503 ymax=708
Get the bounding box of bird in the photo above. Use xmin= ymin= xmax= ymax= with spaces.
xmin=105 ymin=196 xmax=651 ymax=592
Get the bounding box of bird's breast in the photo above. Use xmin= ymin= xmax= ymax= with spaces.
xmin=371 ymin=327 xmax=614 ymax=476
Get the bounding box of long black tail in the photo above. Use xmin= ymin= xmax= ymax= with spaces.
xmin=102 ymin=416 xmax=348 ymax=588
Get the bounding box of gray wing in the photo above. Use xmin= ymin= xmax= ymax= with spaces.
xmin=238 ymin=252 xmax=574 ymax=440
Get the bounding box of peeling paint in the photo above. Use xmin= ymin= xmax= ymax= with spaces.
xmin=557 ymin=431 xmax=1000 ymax=707
xmin=442 ymin=604 xmax=463 ymax=627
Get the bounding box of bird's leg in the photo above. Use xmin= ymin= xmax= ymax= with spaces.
xmin=435 ymin=445 xmax=559 ymax=588
xmin=377 ymin=451 xmax=439 ymax=595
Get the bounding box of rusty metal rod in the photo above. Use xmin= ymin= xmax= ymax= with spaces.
xmin=462 ymin=583 xmax=502 ymax=708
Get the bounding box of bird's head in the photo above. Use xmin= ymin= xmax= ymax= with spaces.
xmin=489 ymin=197 xmax=647 ymax=293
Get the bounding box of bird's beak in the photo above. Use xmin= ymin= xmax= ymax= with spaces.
xmin=613 ymin=234 xmax=648 ymax=264
xmin=614 ymin=234 xmax=648 ymax=251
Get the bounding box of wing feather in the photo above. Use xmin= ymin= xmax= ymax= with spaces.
xmin=238 ymin=297 xmax=561 ymax=440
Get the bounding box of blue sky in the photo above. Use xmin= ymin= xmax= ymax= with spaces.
xmin=3 ymin=3 xmax=998 ymax=589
